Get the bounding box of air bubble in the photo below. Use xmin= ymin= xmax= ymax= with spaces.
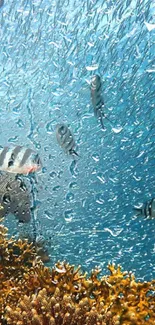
xmin=8 ymin=136 xmax=18 ymax=143
xmin=49 ymin=154 xmax=55 ymax=160
xmin=112 ymin=126 xmax=123 ymax=134
xmin=6 ymin=183 xmax=12 ymax=191
xmin=58 ymin=171 xmax=63 ymax=179
xmin=46 ymin=121 xmax=54 ymax=134
xmin=82 ymin=199 xmax=86 ymax=207
xmin=13 ymin=105 xmax=21 ymax=113
xmin=97 ymin=173 xmax=106 ymax=184
xmin=69 ymin=160 xmax=78 ymax=177
xmin=50 ymin=171 xmax=57 ymax=178
xmin=69 ymin=182 xmax=78 ymax=189
xmin=64 ymin=210 xmax=73 ymax=222
xmin=20 ymin=181 xmax=27 ymax=192
xmin=92 ymin=168 xmax=97 ymax=175
xmin=17 ymin=119 xmax=24 ymax=128
xmin=53 ymin=186 xmax=60 ymax=192
xmin=95 ymin=193 xmax=105 ymax=205
xmin=92 ymin=153 xmax=100 ymax=162
xmin=66 ymin=192 xmax=74 ymax=202
xmin=42 ymin=167 xmax=47 ymax=173
xmin=3 ymin=193 xmax=11 ymax=204
xmin=35 ymin=143 xmax=41 ymax=149
xmin=44 ymin=211 xmax=53 ymax=220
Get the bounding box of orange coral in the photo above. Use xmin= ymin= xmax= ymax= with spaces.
xmin=0 ymin=223 xmax=155 ymax=325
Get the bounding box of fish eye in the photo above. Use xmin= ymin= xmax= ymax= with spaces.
xmin=59 ymin=125 xmax=66 ymax=135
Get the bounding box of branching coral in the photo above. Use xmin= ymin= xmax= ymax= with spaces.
xmin=0 ymin=223 xmax=155 ymax=325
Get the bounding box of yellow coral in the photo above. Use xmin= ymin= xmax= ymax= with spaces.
xmin=0 ymin=223 xmax=155 ymax=325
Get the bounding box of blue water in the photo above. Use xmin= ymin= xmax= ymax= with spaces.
xmin=0 ymin=0 xmax=155 ymax=281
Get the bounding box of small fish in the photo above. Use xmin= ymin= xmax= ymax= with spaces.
xmin=0 ymin=145 xmax=42 ymax=175
xmin=133 ymin=198 xmax=155 ymax=219
xmin=91 ymin=74 xmax=111 ymax=129
xmin=35 ymin=246 xmax=50 ymax=263
xmin=0 ymin=172 xmax=31 ymax=222
xmin=19 ymin=231 xmax=50 ymax=263
xmin=56 ymin=124 xmax=79 ymax=157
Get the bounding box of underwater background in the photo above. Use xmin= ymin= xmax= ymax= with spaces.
xmin=0 ymin=0 xmax=155 ymax=281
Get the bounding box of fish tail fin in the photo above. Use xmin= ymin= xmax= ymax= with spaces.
xmin=102 ymin=112 xmax=113 ymax=125
xmin=98 ymin=112 xmax=105 ymax=130
xmin=100 ymin=116 xmax=105 ymax=129
xmin=98 ymin=109 xmax=113 ymax=129
xmin=69 ymin=149 xmax=80 ymax=157
xmin=133 ymin=207 xmax=144 ymax=216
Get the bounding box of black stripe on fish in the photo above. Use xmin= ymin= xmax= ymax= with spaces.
xmin=65 ymin=137 xmax=75 ymax=151
xmin=61 ymin=129 xmax=71 ymax=146
xmin=144 ymin=205 xmax=147 ymax=217
xmin=8 ymin=154 xmax=15 ymax=167
xmin=11 ymin=146 xmax=23 ymax=162
xmin=19 ymin=148 xmax=34 ymax=167
xmin=7 ymin=146 xmax=22 ymax=168
xmin=144 ymin=204 xmax=149 ymax=217
xmin=148 ymin=203 xmax=152 ymax=217
xmin=0 ymin=147 xmax=9 ymax=166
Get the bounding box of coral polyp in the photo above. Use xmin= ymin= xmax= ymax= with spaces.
xmin=0 ymin=223 xmax=155 ymax=325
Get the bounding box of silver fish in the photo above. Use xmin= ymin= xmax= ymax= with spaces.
xmin=56 ymin=124 xmax=79 ymax=156
xmin=0 ymin=173 xmax=31 ymax=222
xmin=0 ymin=145 xmax=42 ymax=175
xmin=91 ymin=74 xmax=111 ymax=129
xmin=133 ymin=198 xmax=155 ymax=219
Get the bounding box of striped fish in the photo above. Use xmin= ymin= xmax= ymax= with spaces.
xmin=0 ymin=145 xmax=42 ymax=175
xmin=90 ymin=74 xmax=106 ymax=129
xmin=134 ymin=198 xmax=155 ymax=219
xmin=56 ymin=124 xmax=79 ymax=157
xmin=0 ymin=172 xmax=31 ymax=222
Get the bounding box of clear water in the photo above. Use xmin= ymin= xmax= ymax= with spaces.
xmin=0 ymin=0 xmax=155 ymax=281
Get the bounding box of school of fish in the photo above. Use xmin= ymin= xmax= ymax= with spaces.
xmin=0 ymin=71 xmax=153 ymax=262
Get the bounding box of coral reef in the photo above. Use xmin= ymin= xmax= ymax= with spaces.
xmin=0 ymin=222 xmax=155 ymax=325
